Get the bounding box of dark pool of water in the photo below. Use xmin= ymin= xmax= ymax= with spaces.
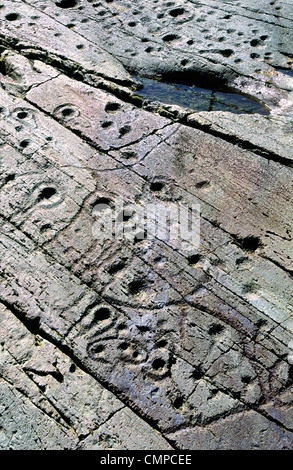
xmin=133 ymin=76 xmax=269 ymax=115
xmin=278 ymin=68 xmax=293 ymax=78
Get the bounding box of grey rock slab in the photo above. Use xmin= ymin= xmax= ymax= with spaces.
xmin=0 ymin=378 xmax=77 ymax=450
xmin=0 ymin=140 xmax=286 ymax=438
xmin=24 ymin=68 xmax=293 ymax=265
xmin=21 ymin=0 xmax=293 ymax=111
xmin=130 ymin=124 xmax=293 ymax=271
xmin=187 ymin=111 xmax=293 ymax=163
xmin=26 ymin=73 xmax=170 ymax=152
xmin=0 ymin=86 xmax=120 ymax=174
xmin=0 ymin=302 xmax=123 ymax=437
xmin=0 ymin=219 xmax=209 ymax=433
xmin=78 ymin=408 xmax=173 ymax=450
xmin=167 ymin=409 xmax=293 ymax=450
xmin=1 ymin=11 xmax=293 ymax=448
xmin=1 ymin=64 xmax=292 ymax=426
xmin=0 ymin=219 xmax=99 ymax=338
xmin=0 ymin=0 xmax=134 ymax=85
xmin=260 ymin=390 xmax=293 ymax=432
xmin=0 ymin=152 xmax=290 ymax=437
xmin=23 ymin=68 xmax=293 ymax=333
xmin=0 ymin=302 xmax=171 ymax=449
xmin=0 ymin=49 xmax=60 ymax=96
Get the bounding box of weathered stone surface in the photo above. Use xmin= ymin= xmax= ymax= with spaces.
xmin=78 ymin=408 xmax=173 ymax=450
xmin=167 ymin=410 xmax=293 ymax=450
xmin=187 ymin=111 xmax=293 ymax=163
xmin=0 ymin=0 xmax=292 ymax=450
xmin=10 ymin=0 xmax=293 ymax=113
xmin=0 ymin=302 xmax=171 ymax=449
xmin=0 ymin=0 xmax=134 ymax=85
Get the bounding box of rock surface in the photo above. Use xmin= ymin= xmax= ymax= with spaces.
xmin=0 ymin=0 xmax=293 ymax=450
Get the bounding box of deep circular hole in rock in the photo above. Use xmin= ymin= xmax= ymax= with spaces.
xmin=92 ymin=196 xmax=113 ymax=210
xmin=91 ymin=344 xmax=105 ymax=355
xmin=105 ymin=102 xmax=121 ymax=113
xmin=235 ymin=256 xmax=248 ymax=265
xmin=173 ymin=396 xmax=184 ymax=408
xmin=119 ymin=125 xmax=132 ymax=137
xmin=5 ymin=13 xmax=21 ymax=21
xmin=237 ymin=235 xmax=261 ymax=252
xmin=169 ymin=7 xmax=185 ymax=17
xmin=192 ymin=367 xmax=203 ymax=380
xmin=157 ymin=340 xmax=168 ymax=348
xmin=251 ymin=53 xmax=260 ymax=59
xmin=101 ymin=121 xmax=113 ymax=128
xmin=241 ymin=375 xmax=252 ymax=384
xmin=56 ymin=0 xmax=79 ymax=8
xmin=128 ymin=278 xmax=146 ymax=295
xmin=219 ymin=49 xmax=234 ymax=58
xmin=150 ymin=181 xmax=164 ymax=192
xmin=162 ymin=34 xmax=181 ymax=43
xmin=38 ymin=187 xmax=57 ymax=201
xmin=152 ymin=358 xmax=166 ymax=370
xmin=187 ymin=254 xmax=201 ymax=265
xmin=17 ymin=111 xmax=29 ymax=119
xmin=40 ymin=223 xmax=53 ymax=233
xmin=196 ymin=180 xmax=210 ymax=189
xmin=94 ymin=307 xmax=111 ymax=321
xmin=250 ymin=38 xmax=261 ymax=47
xmin=137 ymin=325 xmax=150 ymax=333
xmin=20 ymin=139 xmax=30 ymax=148
xmin=256 ymin=318 xmax=267 ymax=328
xmin=121 ymin=150 xmax=137 ymax=160
xmin=61 ymin=107 xmax=75 ymax=117
xmin=208 ymin=323 xmax=224 ymax=335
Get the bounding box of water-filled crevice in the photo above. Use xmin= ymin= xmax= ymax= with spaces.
xmin=133 ymin=75 xmax=269 ymax=115
xmin=277 ymin=68 xmax=293 ymax=78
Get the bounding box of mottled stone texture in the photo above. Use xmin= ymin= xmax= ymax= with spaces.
xmin=0 ymin=0 xmax=293 ymax=450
